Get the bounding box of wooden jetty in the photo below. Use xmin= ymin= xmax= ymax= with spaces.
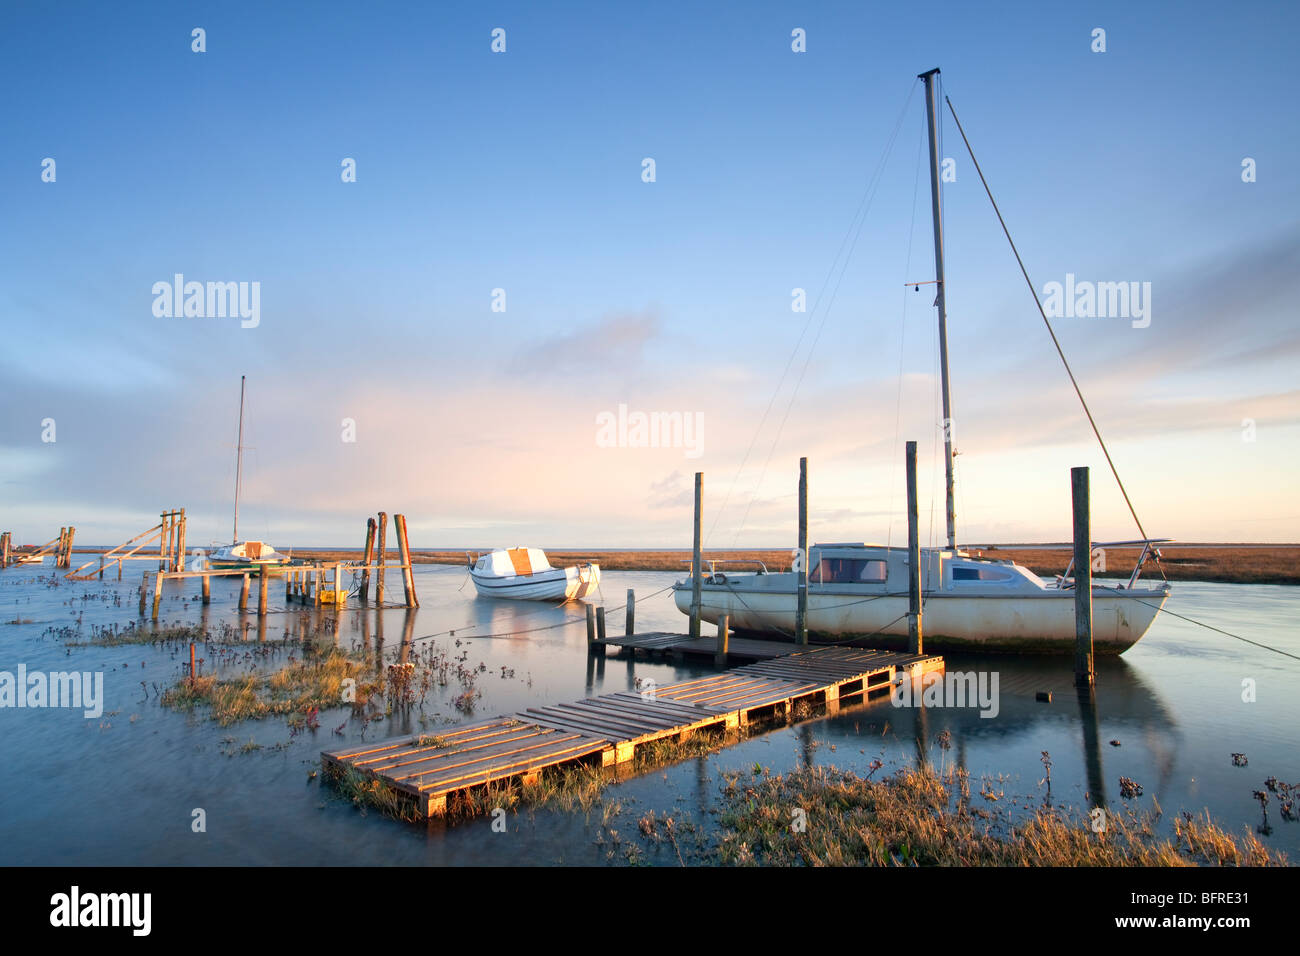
xmin=65 ymin=510 xmax=185 ymax=580
xmin=322 ymin=644 xmax=943 ymax=818
xmin=1 ymin=527 xmax=77 ymax=570
xmin=137 ymin=511 xmax=419 ymax=618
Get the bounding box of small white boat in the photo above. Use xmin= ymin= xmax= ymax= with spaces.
xmin=209 ymin=540 xmax=290 ymax=569
xmin=470 ymin=548 xmax=600 ymax=602
xmin=13 ymin=552 xmax=44 ymax=565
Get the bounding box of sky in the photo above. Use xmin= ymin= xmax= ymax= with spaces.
xmin=1 ymin=0 xmax=1297 ymax=551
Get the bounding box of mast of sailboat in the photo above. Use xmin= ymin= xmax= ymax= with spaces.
xmin=233 ymin=375 xmax=245 ymax=543
xmin=919 ymin=68 xmax=957 ymax=551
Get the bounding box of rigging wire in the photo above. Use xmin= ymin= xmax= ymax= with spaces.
xmin=944 ymin=93 xmax=1165 ymax=580
xmin=729 ymin=84 xmax=919 ymax=546
xmin=886 ymin=117 xmax=927 ymax=549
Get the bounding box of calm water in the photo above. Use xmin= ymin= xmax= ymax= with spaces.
xmin=0 ymin=560 xmax=1296 ymax=864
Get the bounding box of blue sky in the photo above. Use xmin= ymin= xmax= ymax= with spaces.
xmin=2 ymin=1 xmax=1297 ymax=549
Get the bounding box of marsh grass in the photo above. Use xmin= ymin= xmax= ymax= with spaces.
xmin=712 ymin=764 xmax=1288 ymax=866
xmin=162 ymin=647 xmax=378 ymax=726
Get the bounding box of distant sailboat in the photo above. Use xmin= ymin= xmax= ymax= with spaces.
xmin=209 ymin=376 xmax=290 ymax=570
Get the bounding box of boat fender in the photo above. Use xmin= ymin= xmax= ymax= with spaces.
xmin=713 ymin=572 xmax=727 ymax=584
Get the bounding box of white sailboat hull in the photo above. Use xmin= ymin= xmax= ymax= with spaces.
xmin=672 ymin=547 xmax=1169 ymax=654
xmin=673 ymin=584 xmax=1166 ymax=653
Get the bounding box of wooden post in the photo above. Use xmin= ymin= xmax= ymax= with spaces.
xmin=258 ymin=563 xmax=269 ymax=616
xmin=98 ymin=555 xmax=105 ymax=580
xmin=375 ymin=512 xmax=388 ymax=605
xmin=152 ymin=570 xmax=163 ymax=620
xmin=690 ymin=472 xmax=703 ymax=641
xmin=1072 ymin=466 xmax=1094 ymax=686
xmin=360 ymin=517 xmax=376 ymax=603
xmin=796 ymin=456 xmax=809 ymax=646
xmin=57 ymin=528 xmax=66 ymax=568
xmin=158 ymin=512 xmax=168 ymax=570
xmin=625 ymin=589 xmax=635 ymax=637
xmin=0 ymin=532 xmax=9 ymax=568
xmin=586 ymin=603 xmax=596 ymax=651
xmin=395 ymin=513 xmax=419 ymax=608
xmin=66 ymin=526 xmax=76 ymax=568
xmin=189 ymin=642 xmax=196 ymax=686
xmin=174 ymin=511 xmax=187 ymax=573
xmin=240 ymin=573 xmax=250 ymax=611
xmin=715 ymin=614 xmax=730 ymax=669
xmin=139 ymin=571 xmax=148 ymax=615
xmin=334 ymin=562 xmax=344 ymax=608
xmin=906 ymin=441 xmax=923 ymax=654
xmin=595 ymin=606 xmax=607 ymax=658
xmin=201 ymin=572 xmax=211 ymax=605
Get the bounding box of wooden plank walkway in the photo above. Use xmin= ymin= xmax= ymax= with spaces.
xmin=322 ymin=645 xmax=943 ymax=818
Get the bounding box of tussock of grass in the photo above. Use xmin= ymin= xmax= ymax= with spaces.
xmin=162 ymin=648 xmax=376 ymax=725
xmin=325 ymin=765 xmax=421 ymax=822
xmin=713 ymin=764 xmax=1289 ymax=866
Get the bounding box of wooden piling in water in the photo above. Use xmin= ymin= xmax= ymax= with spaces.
xmin=360 ymin=517 xmax=376 ymax=602
xmin=715 ymin=613 xmax=730 ymax=669
xmin=63 ymin=526 xmax=75 ymax=568
xmin=906 ymin=441 xmax=923 ymax=654
xmin=258 ymin=564 xmax=269 ymax=616
xmin=586 ymin=604 xmax=597 ymax=651
xmin=690 ymin=472 xmax=703 ymax=641
xmin=240 ymin=573 xmax=250 ymax=611
xmin=139 ymin=571 xmax=148 ymax=614
xmin=796 ymin=457 xmax=809 ymax=646
xmin=625 ymin=589 xmax=635 ymax=637
xmin=174 ymin=510 xmax=186 ymax=573
xmin=201 ymin=572 xmax=211 ymax=605
xmin=152 ymin=571 xmax=163 ymax=620
xmin=0 ymin=532 xmax=9 ymax=568
xmin=376 ymin=512 xmax=388 ymax=605
xmin=594 ymin=606 xmax=607 ymax=658
xmin=395 ymin=513 xmax=418 ymax=608
xmin=1072 ymin=466 xmax=1094 ymax=686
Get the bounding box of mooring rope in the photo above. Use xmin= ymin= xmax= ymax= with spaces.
xmin=1092 ymin=583 xmax=1300 ymax=662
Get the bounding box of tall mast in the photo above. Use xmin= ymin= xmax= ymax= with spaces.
xmin=919 ymin=68 xmax=957 ymax=551
xmin=233 ymin=375 xmax=245 ymax=543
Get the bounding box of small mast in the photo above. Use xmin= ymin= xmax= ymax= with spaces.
xmin=233 ymin=375 xmax=246 ymax=543
xmin=919 ymin=68 xmax=957 ymax=551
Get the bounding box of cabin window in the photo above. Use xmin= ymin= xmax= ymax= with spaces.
xmin=952 ymin=566 xmax=1012 ymax=582
xmin=812 ymin=558 xmax=888 ymax=584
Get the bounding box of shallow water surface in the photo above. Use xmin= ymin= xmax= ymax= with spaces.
xmin=0 ymin=561 xmax=1295 ymax=864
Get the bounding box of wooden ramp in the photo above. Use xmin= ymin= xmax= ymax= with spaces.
xmin=322 ymin=646 xmax=943 ymax=818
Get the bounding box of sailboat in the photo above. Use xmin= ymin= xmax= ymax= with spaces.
xmin=208 ymin=376 xmax=291 ymax=570
xmin=672 ymin=69 xmax=1171 ymax=654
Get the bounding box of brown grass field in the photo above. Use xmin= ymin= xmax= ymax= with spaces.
xmin=287 ymin=544 xmax=1299 ymax=585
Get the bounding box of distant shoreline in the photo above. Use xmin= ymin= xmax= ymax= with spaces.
xmin=44 ymin=544 xmax=1297 ymax=585
xmin=289 ymin=544 xmax=1300 ymax=585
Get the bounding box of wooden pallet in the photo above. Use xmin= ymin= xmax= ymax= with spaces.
xmin=322 ymin=645 xmax=944 ymax=818
xmin=606 ymin=631 xmax=802 ymax=660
